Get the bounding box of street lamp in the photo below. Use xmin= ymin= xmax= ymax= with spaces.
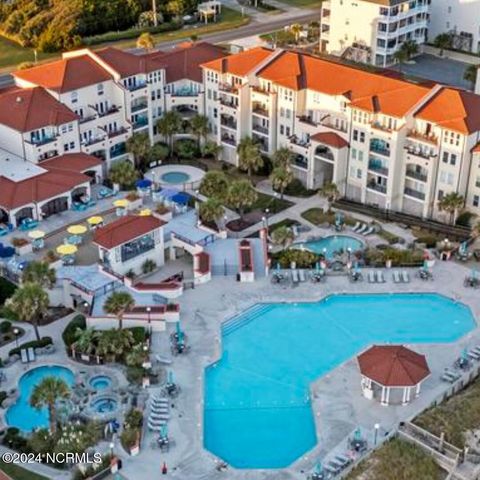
xmin=109 ymin=442 xmax=114 ymax=457
xmin=146 ymin=306 xmax=151 ymax=325
xmin=13 ymin=328 xmax=19 ymax=348
xmin=374 ymin=423 xmax=380 ymax=446
xmin=347 ymin=247 xmax=352 ymax=261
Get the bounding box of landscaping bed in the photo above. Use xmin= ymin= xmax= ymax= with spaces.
xmin=0 ymin=320 xmax=24 ymax=348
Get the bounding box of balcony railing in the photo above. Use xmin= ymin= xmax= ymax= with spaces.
xmin=298 ymin=115 xmax=317 ymax=127
xmin=28 ymin=135 xmax=57 ymax=146
xmin=220 ymin=116 xmax=237 ymax=129
xmin=404 ymin=144 xmax=436 ymax=159
xmin=320 ymin=118 xmax=347 ymax=133
xmin=108 ymin=127 xmax=129 ymax=139
xmin=405 ymin=168 xmax=427 ymax=182
xmin=406 ymin=129 xmax=438 ymax=145
xmin=219 ymin=83 xmax=238 ymax=94
xmin=133 ymin=118 xmax=149 ymax=130
xmin=221 ymin=135 xmax=236 ymax=146
xmin=368 ymin=160 xmax=389 ymax=176
xmin=219 ymin=96 xmax=237 ymax=108
xmin=252 ymin=124 xmax=269 ymax=135
xmin=404 ymin=187 xmax=425 ymax=200
xmin=131 ymin=102 xmax=148 ymax=113
xmin=127 ymin=82 xmax=147 ymax=92
xmin=367 ymin=181 xmax=387 ymax=194
xmin=252 ymin=104 xmax=269 ymax=117
xmin=79 ymin=115 xmax=96 ymax=124
xmin=170 ymin=89 xmax=199 ymax=97
xmin=370 ymin=141 xmax=390 ymax=157
xmin=98 ymin=105 xmax=120 ymax=117
xmin=83 ymin=136 xmax=106 ymax=147
xmin=292 ymin=155 xmax=308 ymax=169
xmin=290 ymin=135 xmax=310 ymax=148
xmin=370 ymin=121 xmax=393 ymax=133
xmin=251 ymin=85 xmax=270 ymax=95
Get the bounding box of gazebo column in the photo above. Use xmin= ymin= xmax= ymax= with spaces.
xmin=402 ymin=387 xmax=409 ymax=405
xmin=381 ymin=386 xmax=388 ymax=406
xmin=415 ymin=382 xmax=421 ymax=398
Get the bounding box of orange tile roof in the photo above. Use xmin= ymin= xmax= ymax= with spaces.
xmin=0 ymin=87 xmax=78 ymax=132
xmin=95 ymin=48 xmax=155 ymax=77
xmin=93 ymin=215 xmax=166 ymax=249
xmin=14 ymin=55 xmax=113 ymax=93
xmin=472 ymin=141 xmax=480 ymax=153
xmin=40 ymin=153 xmax=102 ymax=172
xmin=414 ymin=87 xmax=480 ymax=134
xmin=258 ymin=51 xmax=429 ymax=117
xmin=201 ymin=46 xmax=273 ymax=77
xmin=311 ymin=131 xmax=348 ymax=148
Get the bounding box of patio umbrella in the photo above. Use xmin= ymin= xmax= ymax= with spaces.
xmin=136 ymin=178 xmax=152 ymax=189
xmin=87 ymin=216 xmax=103 ymax=226
xmin=176 ymin=321 xmax=182 ymax=337
xmin=167 ymin=371 xmax=174 ymax=385
xmin=139 ymin=208 xmax=152 ymax=216
xmin=462 ymin=348 xmax=469 ymax=362
xmin=28 ymin=230 xmax=45 ymax=240
xmin=353 ymin=427 xmax=362 ymax=442
xmin=314 ymin=461 xmax=323 ymax=474
xmin=67 ymin=224 xmax=87 ymax=235
xmin=67 ymin=235 xmax=82 ymax=245
xmin=113 ymin=199 xmax=129 ymax=208
xmin=56 ymin=244 xmax=78 ymax=256
xmin=160 ymin=424 xmax=168 ymax=439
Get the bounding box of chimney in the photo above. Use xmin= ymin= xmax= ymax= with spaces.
xmin=221 ymin=58 xmax=228 ymax=73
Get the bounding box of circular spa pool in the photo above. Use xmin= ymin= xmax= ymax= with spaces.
xmin=161 ymin=171 xmax=191 ymax=184
xmin=294 ymin=235 xmax=364 ymax=259
xmin=91 ymin=397 xmax=118 ymax=414
xmin=89 ymin=375 xmax=112 ymax=390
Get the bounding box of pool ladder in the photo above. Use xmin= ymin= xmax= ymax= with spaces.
xmin=222 ymin=304 xmax=273 ymax=336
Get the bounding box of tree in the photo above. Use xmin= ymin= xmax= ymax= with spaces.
xmin=148 ymin=143 xmax=169 ymax=164
xmin=108 ymin=160 xmax=139 ymax=190
xmin=272 ymin=147 xmax=293 ymax=169
xmin=464 ymin=64 xmax=478 ymax=88
xmin=190 ymin=114 xmax=210 ymax=149
xmin=23 ymin=261 xmax=56 ymax=289
xmin=319 ymin=182 xmax=340 ymax=212
xmin=96 ymin=329 xmax=135 ymax=360
xmin=30 ymin=377 xmax=70 ymax=433
xmin=401 ymin=40 xmax=418 ymax=60
xmin=7 ymin=282 xmax=48 ymax=340
xmin=270 ymin=166 xmax=293 ymax=200
xmin=227 ymin=180 xmax=258 ymax=219
xmin=136 ymin=32 xmax=155 ymax=52
xmin=433 ymin=33 xmax=452 ymax=56
xmin=175 ymin=138 xmax=197 ymax=159
xmin=271 ymin=226 xmax=294 ymax=249
xmin=438 ymin=192 xmax=464 ymax=224
xmin=166 ymin=0 xmax=185 ymax=19
xmin=126 ymin=343 xmax=149 ymax=367
xmin=199 ymin=171 xmax=229 ymax=200
xmin=202 ymin=140 xmax=222 ymax=161
xmin=290 ymin=23 xmax=303 ymax=43
xmin=103 ymin=291 xmax=135 ymax=330
xmin=393 ymin=49 xmax=408 ymax=71
xmin=73 ymin=327 xmax=98 ymax=355
xmin=237 ymin=137 xmax=263 ymax=177
xmin=126 ymin=132 xmax=151 ymax=170
xmin=199 ymin=198 xmax=225 ymax=228
xmin=156 ymin=111 xmax=182 ymax=153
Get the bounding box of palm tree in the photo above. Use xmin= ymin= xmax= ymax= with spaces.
xmin=272 ymin=147 xmax=293 ymax=169
xmin=23 ymin=261 xmax=56 ymax=289
xmin=166 ymin=0 xmax=184 ymax=19
xmin=433 ymin=33 xmax=452 ymax=56
xmin=190 ymin=114 xmax=210 ymax=149
xmin=7 ymin=282 xmax=48 ymax=340
xmin=97 ymin=329 xmax=135 ymax=361
xmin=30 ymin=377 xmax=70 ymax=433
xmin=290 ymin=23 xmax=303 ymax=43
xmin=126 ymin=343 xmax=149 ymax=367
xmin=227 ymin=180 xmax=258 ymax=219
xmin=126 ymin=132 xmax=151 ymax=170
xmin=237 ymin=137 xmax=263 ymax=177
xmin=438 ymin=192 xmax=464 ymax=224
xmin=401 ymin=40 xmax=418 ymax=60
xmin=319 ymin=182 xmax=340 ymax=212
xmin=103 ymin=291 xmax=135 ymax=330
xmin=270 ymin=166 xmax=293 ymax=200
xmin=271 ymin=226 xmax=294 ymax=249
xmin=199 ymin=198 xmax=225 ymax=228
xmin=108 ymin=160 xmax=139 ymax=190
xmin=136 ymin=32 xmax=155 ymax=52
xmin=156 ymin=111 xmax=182 ymax=154
xmin=464 ymin=64 xmax=478 ymax=89
xmin=199 ymin=170 xmax=229 ymax=200
xmin=393 ymin=49 xmax=408 ymax=71
xmin=202 ymin=140 xmax=222 ymax=161
xmin=73 ymin=327 xmax=98 ymax=355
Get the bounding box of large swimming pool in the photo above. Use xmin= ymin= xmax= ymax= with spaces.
xmin=6 ymin=365 xmax=75 ymax=432
xmin=204 ymin=293 xmax=475 ymax=469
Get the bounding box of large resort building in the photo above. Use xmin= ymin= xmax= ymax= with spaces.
xmin=0 ymin=42 xmax=479 ymax=225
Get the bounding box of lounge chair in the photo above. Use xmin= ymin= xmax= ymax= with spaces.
xmin=401 ymin=271 xmax=410 ymax=283
xmin=21 ymin=349 xmax=28 ymax=364
xmin=329 ymin=458 xmax=345 ymax=469
xmin=352 ymin=222 xmax=361 ymax=232
xmin=326 ymin=462 xmax=342 ymax=474
xmin=393 ymin=271 xmax=401 ymax=283
xmin=151 ymin=405 xmax=169 ymax=414
xmin=148 ymin=420 xmax=167 ymax=430
xmin=27 ymin=347 xmax=35 ymax=362
xmin=368 ymin=271 xmax=376 ymax=283
xmin=441 ymin=372 xmax=457 ymax=383
xmin=357 ymin=224 xmax=368 ymax=234
xmin=471 ymin=346 xmax=480 ymax=356
xmin=152 ymin=394 xmax=169 ymax=402
xmin=150 ymin=412 xmax=170 ymax=421
xmin=335 ymin=454 xmax=351 ymax=465
xmin=291 ymin=270 xmax=299 ymax=284
xmin=363 ymin=226 xmax=375 ymax=236
xmin=299 ymin=270 xmax=306 ymax=282
xmin=444 ymin=368 xmax=460 ymax=380
xmin=468 ymin=350 xmax=480 ymax=361
xmin=376 ymin=270 xmax=385 ymax=283
xmin=155 ymin=355 xmax=172 ymax=365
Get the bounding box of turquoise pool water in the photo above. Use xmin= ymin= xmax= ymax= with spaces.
xmin=161 ymin=171 xmax=190 ymax=184
xmin=6 ymin=365 xmax=74 ymax=432
xmin=89 ymin=375 xmax=112 ymax=390
xmin=294 ymin=235 xmax=364 ymax=259
xmin=204 ymin=293 xmax=475 ymax=469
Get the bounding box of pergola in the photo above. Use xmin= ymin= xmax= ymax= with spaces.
xmin=357 ymin=345 xmax=430 ymax=406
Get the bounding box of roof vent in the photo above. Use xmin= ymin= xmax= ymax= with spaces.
xmin=16 ymin=96 xmax=23 ymax=103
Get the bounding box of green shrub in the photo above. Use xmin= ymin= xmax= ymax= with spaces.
xmin=283 ymin=178 xmax=316 ymax=197
xmin=0 ymin=320 xmax=12 ymax=333
xmin=363 ymin=247 xmax=424 ymax=267
xmin=275 ymin=249 xmax=319 ymax=268
xmin=377 ymin=229 xmax=400 ymax=245
xmin=126 ymin=366 xmax=145 ymax=385
xmin=0 ymin=278 xmax=16 ymax=306
xmin=127 ymin=327 xmax=146 ymax=345
xmin=455 ymin=211 xmax=475 ymax=227
xmin=0 ymin=390 xmax=7 ymax=407
xmin=2 ymin=427 xmax=29 ymax=451
xmin=62 ymin=315 xmax=86 ymax=347
xmin=0 ymin=305 xmax=18 ymax=321
xmin=9 ymin=337 xmax=52 ymax=356
xmin=125 ymin=408 xmax=143 ymax=429
xmin=415 ymin=235 xmax=438 ymax=248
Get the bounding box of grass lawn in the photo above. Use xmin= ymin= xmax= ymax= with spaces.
xmin=0 ymin=460 xmax=48 ymax=480
xmin=345 ymin=438 xmax=444 ymax=480
xmin=414 ymin=376 xmax=480 ymax=449
xmin=0 ymin=7 xmax=248 ymax=71
xmin=249 ymin=192 xmax=292 ymax=214
xmin=269 ymin=218 xmax=300 ymax=231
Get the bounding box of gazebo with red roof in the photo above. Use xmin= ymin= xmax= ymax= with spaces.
xmin=357 ymin=345 xmax=430 ymax=406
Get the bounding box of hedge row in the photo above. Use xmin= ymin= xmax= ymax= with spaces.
xmin=62 ymin=315 xmax=87 ymax=347
xmin=9 ymin=337 xmax=52 ymax=356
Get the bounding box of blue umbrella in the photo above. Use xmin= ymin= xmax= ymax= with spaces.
xmin=314 ymin=461 xmax=323 ymax=474
xmin=276 ymin=262 xmax=281 ymax=272
xmin=136 ymin=178 xmax=152 ymax=189
xmin=462 ymin=348 xmax=468 ymax=361
xmin=176 ymin=321 xmax=182 ymax=337
xmin=168 ymin=371 xmax=174 ymax=384
xmin=353 ymin=427 xmax=362 ymax=441
xmin=160 ymin=424 xmax=168 ymax=438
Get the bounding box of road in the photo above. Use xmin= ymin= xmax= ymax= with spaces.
xmin=0 ymin=9 xmax=319 ymax=87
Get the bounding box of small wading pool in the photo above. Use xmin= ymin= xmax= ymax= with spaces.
xmin=89 ymin=375 xmax=112 ymax=390
xmin=160 ymin=171 xmax=191 ymax=184
xmin=294 ymin=235 xmax=364 ymax=259
xmin=91 ymin=397 xmax=117 ymax=413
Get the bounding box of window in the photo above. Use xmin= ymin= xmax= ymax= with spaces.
xmin=97 ymin=84 xmax=104 ymax=96
xmin=450 ymin=153 xmax=457 ymax=166
xmin=286 ymin=126 xmax=291 ymax=137
xmin=438 ymin=189 xmax=444 ymax=200
xmin=474 ymin=195 xmax=479 ymax=207
xmin=356 ymin=168 xmax=362 ymax=179
xmin=351 ymin=148 xmax=357 ymax=160
xmin=71 ymin=92 xmax=78 ymax=104
xmin=358 ymin=151 xmax=364 ymax=161
xmin=280 ymin=125 xmax=284 ymax=135
xmin=442 ymin=152 xmax=449 ymax=163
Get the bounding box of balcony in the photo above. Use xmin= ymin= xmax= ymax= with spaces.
xmin=298 ymin=115 xmax=318 ymax=127
xmin=405 ymin=168 xmax=427 ymax=182
xmin=404 ymin=143 xmax=436 ymax=159
xmin=292 ymin=154 xmax=308 ymax=170
xmin=171 ymin=88 xmax=199 ymax=97
xmin=252 ymin=103 xmax=269 ymax=117
xmin=367 ymin=181 xmax=387 ymax=194
xmin=370 ymin=121 xmax=393 ymax=133
xmin=131 ymin=101 xmax=148 ymax=113
xmin=290 ymin=135 xmax=310 ymax=148
xmin=79 ymin=115 xmax=96 ymax=124
xmin=406 ymin=129 xmax=438 ymax=145
xmin=127 ymin=82 xmax=147 ymax=92
xmin=83 ymin=136 xmax=106 ymax=147
xmin=404 ymin=187 xmax=425 ymax=200
xmin=221 ymin=135 xmax=236 ymax=147
xmin=28 ymin=135 xmax=58 ymax=146
xmin=251 ymin=85 xmax=271 ymax=95
xmin=368 ymin=159 xmax=389 ymax=176
xmin=370 ymin=139 xmax=390 ymax=156
xmin=252 ymin=124 xmax=269 ymax=136
xmin=315 ymin=146 xmax=334 ymax=161
xmin=320 ymin=117 xmax=347 ymax=133
xmin=219 ymin=96 xmax=237 ymax=108
xmin=219 ymin=82 xmax=238 ymax=94
xmin=220 ymin=115 xmax=237 ymax=130
xmin=132 ymin=117 xmax=149 ymax=130
xmin=98 ymin=105 xmax=120 ymax=118
xmin=108 ymin=127 xmax=129 ymax=139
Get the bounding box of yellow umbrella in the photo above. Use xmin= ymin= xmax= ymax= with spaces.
xmin=113 ymin=199 xmax=129 ymax=208
xmin=87 ymin=216 xmax=103 ymax=226
xmin=28 ymin=230 xmax=45 ymax=240
xmin=56 ymin=244 xmax=78 ymax=255
xmin=67 ymin=224 xmax=87 ymax=235
xmin=139 ymin=208 xmax=152 ymax=216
